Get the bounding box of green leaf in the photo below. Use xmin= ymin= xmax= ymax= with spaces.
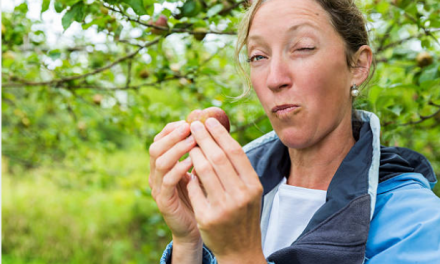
xmin=419 ymin=64 xmax=439 ymax=83
xmin=122 ymin=0 xmax=148 ymax=16
xmin=389 ymin=105 xmax=404 ymax=116
xmin=207 ymin=4 xmax=223 ymax=18
xmin=48 ymin=49 xmax=61 ymax=60
xmin=41 ymin=0 xmax=51 ymax=14
xmin=421 ymin=39 xmax=431 ymax=49
xmin=180 ymin=0 xmax=202 ymax=18
xmin=14 ymin=3 xmax=28 ymax=13
xmin=61 ymin=2 xmax=86 ymax=31
xmin=54 ymin=0 xmax=64 ymax=13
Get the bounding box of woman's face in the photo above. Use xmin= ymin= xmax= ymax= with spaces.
xmin=248 ymin=0 xmax=354 ymax=149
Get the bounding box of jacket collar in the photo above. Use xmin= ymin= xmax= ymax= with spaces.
xmin=244 ymin=111 xmax=382 ymax=263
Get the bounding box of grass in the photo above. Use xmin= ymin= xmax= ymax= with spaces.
xmin=2 ymin=147 xmax=171 ymax=264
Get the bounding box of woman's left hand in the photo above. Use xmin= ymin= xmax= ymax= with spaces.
xmin=187 ymin=117 xmax=266 ymax=264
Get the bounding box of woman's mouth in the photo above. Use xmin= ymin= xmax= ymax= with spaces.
xmin=272 ymin=104 xmax=301 ymax=118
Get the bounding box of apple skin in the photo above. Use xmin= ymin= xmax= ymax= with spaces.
xmin=149 ymin=15 xmax=169 ymax=35
xmin=186 ymin=107 xmax=230 ymax=132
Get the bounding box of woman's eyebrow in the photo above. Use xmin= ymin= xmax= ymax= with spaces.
xmin=248 ymin=22 xmax=318 ymax=44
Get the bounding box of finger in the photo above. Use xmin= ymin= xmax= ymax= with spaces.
xmin=154 ymin=120 xmax=186 ymax=142
xmin=159 ymin=156 xmax=194 ymax=200
xmin=149 ymin=121 xmax=187 ymax=192
xmin=149 ymin=123 xmax=192 ymax=196
xmin=205 ymin=117 xmax=259 ymax=186
xmin=187 ymin=175 xmax=209 ymax=218
xmin=190 ymin=121 xmax=244 ymax=193
xmin=149 ymin=122 xmax=191 ymax=161
xmin=189 ymin=147 xmax=225 ymax=203
xmin=153 ymin=134 xmax=196 ymax=195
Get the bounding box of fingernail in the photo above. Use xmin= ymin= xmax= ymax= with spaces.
xmin=186 ymin=136 xmax=194 ymax=144
xmin=191 ymin=121 xmax=203 ymax=132
xmin=206 ymin=118 xmax=219 ymax=128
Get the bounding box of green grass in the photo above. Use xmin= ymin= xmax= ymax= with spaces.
xmin=2 ymin=148 xmax=171 ymax=264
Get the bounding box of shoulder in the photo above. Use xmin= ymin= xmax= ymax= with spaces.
xmin=366 ymin=173 xmax=440 ymax=263
xmin=243 ymin=130 xmax=279 ymax=154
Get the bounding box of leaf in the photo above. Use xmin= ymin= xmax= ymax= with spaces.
xmin=54 ymin=0 xmax=64 ymax=13
xmin=207 ymin=4 xmax=223 ymax=18
xmin=48 ymin=49 xmax=61 ymax=60
xmin=180 ymin=0 xmax=202 ymax=18
xmin=41 ymin=0 xmax=51 ymax=14
xmin=122 ymin=0 xmax=148 ymax=16
xmin=419 ymin=64 xmax=439 ymax=83
xmin=61 ymin=2 xmax=86 ymax=31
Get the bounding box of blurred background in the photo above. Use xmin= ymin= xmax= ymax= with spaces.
xmin=1 ymin=0 xmax=439 ymax=263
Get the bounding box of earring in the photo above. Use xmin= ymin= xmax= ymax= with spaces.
xmin=351 ymin=84 xmax=359 ymax=97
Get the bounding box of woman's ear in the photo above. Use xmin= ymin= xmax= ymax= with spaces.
xmin=352 ymin=45 xmax=373 ymax=85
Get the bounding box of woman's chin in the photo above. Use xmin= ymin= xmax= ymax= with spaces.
xmin=275 ymin=129 xmax=314 ymax=150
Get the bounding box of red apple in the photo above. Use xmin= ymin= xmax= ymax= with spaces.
xmin=149 ymin=15 xmax=169 ymax=35
xmin=186 ymin=107 xmax=230 ymax=132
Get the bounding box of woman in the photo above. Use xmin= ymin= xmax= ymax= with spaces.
xmin=149 ymin=0 xmax=440 ymax=263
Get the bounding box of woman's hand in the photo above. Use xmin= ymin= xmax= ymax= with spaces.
xmin=148 ymin=121 xmax=203 ymax=263
xmin=187 ymin=118 xmax=266 ymax=264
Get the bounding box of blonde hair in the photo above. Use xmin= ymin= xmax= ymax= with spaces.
xmin=234 ymin=0 xmax=375 ymax=98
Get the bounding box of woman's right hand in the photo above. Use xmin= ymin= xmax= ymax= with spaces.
xmin=148 ymin=120 xmax=201 ymax=246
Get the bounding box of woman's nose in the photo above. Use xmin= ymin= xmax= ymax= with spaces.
xmin=266 ymin=56 xmax=293 ymax=91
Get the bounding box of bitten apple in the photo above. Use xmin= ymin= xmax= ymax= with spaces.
xmin=186 ymin=107 xmax=230 ymax=132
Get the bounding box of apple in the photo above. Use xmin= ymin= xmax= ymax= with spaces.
xmin=416 ymin=51 xmax=433 ymax=68
xmin=186 ymin=107 xmax=230 ymax=132
xmin=149 ymin=15 xmax=169 ymax=35
xmin=139 ymin=69 xmax=150 ymax=79
xmin=93 ymin=94 xmax=103 ymax=105
xmin=100 ymin=6 xmax=109 ymax=15
xmin=193 ymin=27 xmax=207 ymax=41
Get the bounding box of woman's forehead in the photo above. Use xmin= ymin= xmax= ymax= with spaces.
xmin=249 ymin=0 xmax=331 ymax=36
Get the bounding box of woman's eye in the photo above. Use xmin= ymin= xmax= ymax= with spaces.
xmin=297 ymin=47 xmax=316 ymax=52
xmin=247 ymin=55 xmax=266 ymax=63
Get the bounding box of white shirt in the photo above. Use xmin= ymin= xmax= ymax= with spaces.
xmin=263 ymin=177 xmax=327 ymax=257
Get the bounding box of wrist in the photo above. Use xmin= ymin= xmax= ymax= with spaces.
xmin=216 ymin=250 xmax=266 ymax=264
xmin=171 ymin=236 xmax=203 ymax=264
xmin=172 ymin=235 xmax=203 ymax=250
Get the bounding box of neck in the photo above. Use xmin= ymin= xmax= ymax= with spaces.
xmin=286 ymin=119 xmax=356 ymax=190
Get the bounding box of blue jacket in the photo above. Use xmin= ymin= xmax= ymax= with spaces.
xmin=160 ymin=111 xmax=440 ymax=263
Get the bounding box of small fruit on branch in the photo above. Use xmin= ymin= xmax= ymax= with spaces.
xmin=186 ymin=107 xmax=230 ymax=132
xmin=149 ymin=15 xmax=169 ymax=35
xmin=416 ymin=51 xmax=433 ymax=68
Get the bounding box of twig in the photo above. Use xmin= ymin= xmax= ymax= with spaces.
xmin=126 ymin=59 xmax=132 ymax=88
xmin=383 ymin=101 xmax=440 ymax=127
xmin=3 ymin=38 xmax=160 ymax=88
xmin=104 ymin=4 xmax=236 ymax=35
xmin=376 ymin=24 xmax=394 ymax=53
xmin=404 ymin=13 xmax=440 ymax=46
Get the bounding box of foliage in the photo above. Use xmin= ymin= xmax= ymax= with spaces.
xmin=2 ymin=149 xmax=171 ymax=264
xmin=2 ymin=0 xmax=440 ymax=263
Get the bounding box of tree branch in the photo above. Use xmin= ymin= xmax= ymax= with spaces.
xmin=403 ymin=13 xmax=440 ymax=46
xmin=383 ymin=101 xmax=440 ymax=127
xmin=3 ymin=38 xmax=161 ymax=88
xmin=376 ymin=28 xmax=440 ymax=53
xmin=104 ymin=4 xmax=237 ymax=36
xmin=376 ymin=24 xmax=394 ymax=53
